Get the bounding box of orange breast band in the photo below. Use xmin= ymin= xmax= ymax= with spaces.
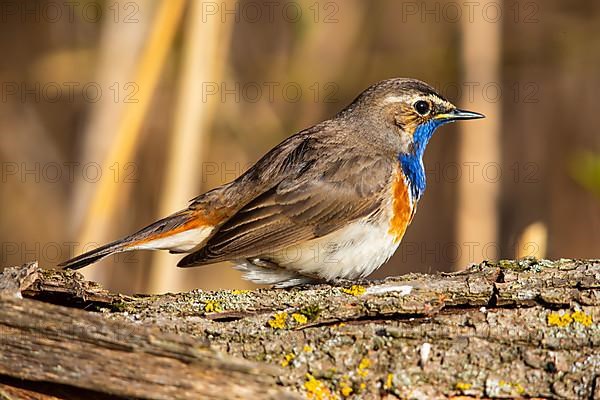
xmin=388 ymin=169 xmax=414 ymax=243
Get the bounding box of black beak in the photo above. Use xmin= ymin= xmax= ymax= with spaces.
xmin=447 ymin=108 xmax=485 ymax=120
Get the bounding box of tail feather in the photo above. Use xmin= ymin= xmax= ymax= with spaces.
xmin=58 ymin=240 xmax=129 ymax=270
xmin=59 ymin=209 xmax=213 ymax=270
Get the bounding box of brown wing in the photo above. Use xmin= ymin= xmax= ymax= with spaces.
xmin=177 ymin=151 xmax=394 ymax=267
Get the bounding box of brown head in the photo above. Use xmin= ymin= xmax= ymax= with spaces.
xmin=336 ymin=78 xmax=484 ymax=199
xmin=337 ymin=78 xmax=484 ymax=153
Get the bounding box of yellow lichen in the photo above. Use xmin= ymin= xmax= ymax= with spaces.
xmin=359 ymin=382 xmax=366 ymax=391
xmin=339 ymin=381 xmax=353 ymax=397
xmin=572 ymin=310 xmax=593 ymax=327
xmin=384 ymin=373 xmax=394 ymax=390
xmin=498 ymin=380 xmax=525 ymax=395
xmin=292 ymin=313 xmax=308 ymax=324
xmin=513 ymin=383 xmax=525 ymax=395
xmin=281 ymin=353 xmax=295 ymax=367
xmin=231 ymin=289 xmax=250 ymax=295
xmin=203 ymin=300 xmax=222 ymax=313
xmin=357 ymin=358 xmax=371 ymax=378
xmin=304 ymin=373 xmax=334 ymax=400
xmin=303 ymin=345 xmax=313 ymax=353
xmin=342 ymin=285 xmax=366 ymax=296
xmin=547 ymin=311 xmax=573 ymax=327
xmin=268 ymin=312 xmax=288 ymax=329
xmin=548 ymin=310 xmax=593 ymax=328
xmin=358 ymin=358 xmax=371 ymax=369
xmin=455 ymin=382 xmax=472 ymax=391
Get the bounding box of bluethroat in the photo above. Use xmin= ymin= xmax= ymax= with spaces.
xmin=60 ymin=78 xmax=484 ymax=287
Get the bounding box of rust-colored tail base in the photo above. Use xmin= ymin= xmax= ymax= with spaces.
xmin=59 ymin=210 xmax=202 ymax=270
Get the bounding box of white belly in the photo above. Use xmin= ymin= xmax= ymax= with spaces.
xmin=278 ymin=221 xmax=400 ymax=280
xmin=235 ymin=218 xmax=400 ymax=286
xmin=234 ymin=180 xmax=413 ymax=286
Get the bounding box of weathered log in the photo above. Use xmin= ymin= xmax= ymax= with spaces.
xmin=1 ymin=259 xmax=599 ymax=399
xmin=0 ymin=264 xmax=297 ymax=400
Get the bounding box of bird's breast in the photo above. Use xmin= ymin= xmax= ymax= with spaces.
xmin=388 ymin=167 xmax=416 ymax=243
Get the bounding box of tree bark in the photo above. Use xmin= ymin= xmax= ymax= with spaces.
xmin=1 ymin=259 xmax=599 ymax=399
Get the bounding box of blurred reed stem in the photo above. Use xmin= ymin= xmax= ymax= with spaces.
xmin=68 ymin=2 xmax=149 ymax=284
xmin=456 ymin=0 xmax=502 ymax=269
xmin=77 ymin=0 xmax=186 ymax=283
xmin=146 ymin=0 xmax=236 ymax=293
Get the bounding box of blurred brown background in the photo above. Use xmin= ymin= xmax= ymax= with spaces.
xmin=1 ymin=0 xmax=598 ymax=293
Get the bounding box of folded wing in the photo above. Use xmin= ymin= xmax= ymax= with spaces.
xmin=178 ymin=151 xmax=393 ymax=267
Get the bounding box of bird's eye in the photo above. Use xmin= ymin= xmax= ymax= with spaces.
xmin=414 ymin=100 xmax=431 ymax=116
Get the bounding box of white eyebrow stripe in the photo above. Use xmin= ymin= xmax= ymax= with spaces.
xmin=382 ymin=93 xmax=453 ymax=109
xmin=382 ymin=95 xmax=408 ymax=105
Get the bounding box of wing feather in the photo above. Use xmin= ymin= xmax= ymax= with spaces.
xmin=178 ymin=147 xmax=394 ymax=267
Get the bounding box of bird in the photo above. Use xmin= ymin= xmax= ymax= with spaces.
xmin=59 ymin=78 xmax=484 ymax=287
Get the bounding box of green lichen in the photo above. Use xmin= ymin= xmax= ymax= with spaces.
xmin=299 ymin=304 xmax=322 ymax=321
xmin=110 ymin=301 xmax=129 ymax=312
xmin=497 ymin=257 xmax=548 ymax=272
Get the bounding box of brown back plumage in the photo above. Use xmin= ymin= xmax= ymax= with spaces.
xmin=178 ymin=126 xmax=395 ymax=267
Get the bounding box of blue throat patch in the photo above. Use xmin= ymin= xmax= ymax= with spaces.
xmin=399 ymin=119 xmax=447 ymax=201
